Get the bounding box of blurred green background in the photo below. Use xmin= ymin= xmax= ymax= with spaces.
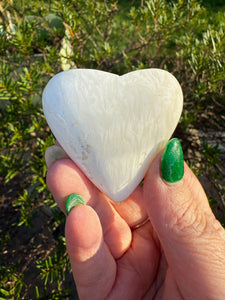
xmin=0 ymin=0 xmax=225 ymax=298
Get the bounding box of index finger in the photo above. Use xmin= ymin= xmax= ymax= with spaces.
xmin=46 ymin=155 xmax=131 ymax=258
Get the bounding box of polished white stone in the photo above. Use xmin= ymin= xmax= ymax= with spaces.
xmin=42 ymin=69 xmax=183 ymax=202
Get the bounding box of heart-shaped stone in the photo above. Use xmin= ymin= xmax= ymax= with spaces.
xmin=43 ymin=69 xmax=183 ymax=202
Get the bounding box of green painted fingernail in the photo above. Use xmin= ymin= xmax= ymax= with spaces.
xmin=161 ymin=138 xmax=184 ymax=183
xmin=66 ymin=193 xmax=86 ymax=215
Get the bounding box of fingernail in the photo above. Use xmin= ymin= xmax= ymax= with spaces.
xmin=66 ymin=193 xmax=86 ymax=215
xmin=160 ymin=138 xmax=184 ymax=183
xmin=45 ymin=145 xmax=69 ymax=168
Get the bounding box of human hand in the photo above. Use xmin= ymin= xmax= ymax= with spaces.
xmin=45 ymin=138 xmax=225 ymax=300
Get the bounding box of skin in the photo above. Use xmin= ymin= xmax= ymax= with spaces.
xmin=45 ymin=144 xmax=225 ymax=300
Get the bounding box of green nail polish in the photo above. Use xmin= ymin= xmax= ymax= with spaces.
xmin=161 ymin=138 xmax=184 ymax=183
xmin=66 ymin=193 xmax=86 ymax=215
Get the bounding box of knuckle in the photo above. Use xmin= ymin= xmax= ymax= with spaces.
xmin=169 ymin=198 xmax=207 ymax=240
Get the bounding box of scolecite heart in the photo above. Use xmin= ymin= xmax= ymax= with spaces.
xmin=42 ymin=68 xmax=183 ymax=202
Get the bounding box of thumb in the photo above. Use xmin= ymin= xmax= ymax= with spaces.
xmin=144 ymin=138 xmax=225 ymax=299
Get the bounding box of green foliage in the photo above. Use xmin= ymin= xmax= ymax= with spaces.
xmin=0 ymin=0 xmax=224 ymax=298
xmin=0 ymin=265 xmax=25 ymax=299
xmin=36 ymin=238 xmax=72 ymax=298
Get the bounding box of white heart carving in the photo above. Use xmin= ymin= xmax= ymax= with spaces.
xmin=43 ymin=69 xmax=183 ymax=202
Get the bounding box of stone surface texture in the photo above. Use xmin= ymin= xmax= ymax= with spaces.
xmin=43 ymin=69 xmax=183 ymax=202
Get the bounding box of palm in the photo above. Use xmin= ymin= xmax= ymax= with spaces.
xmin=47 ymin=158 xmax=168 ymax=299
xmin=70 ymin=191 xmax=182 ymax=300
xmin=60 ymin=162 xmax=179 ymax=300
xmin=91 ymin=194 xmax=182 ymax=300
xmin=105 ymin=217 xmax=166 ymax=299
xmin=47 ymin=156 xmax=220 ymax=300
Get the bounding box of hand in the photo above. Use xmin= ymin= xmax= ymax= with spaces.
xmin=45 ymin=139 xmax=225 ymax=300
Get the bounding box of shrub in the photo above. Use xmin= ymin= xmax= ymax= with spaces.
xmin=0 ymin=0 xmax=224 ymax=298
